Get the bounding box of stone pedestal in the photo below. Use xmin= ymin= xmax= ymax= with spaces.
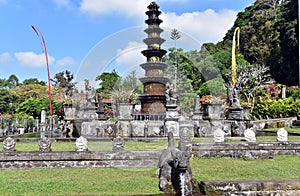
xmin=228 ymin=106 xmax=243 ymax=120
xmin=165 ymin=104 xmax=179 ymax=137
xmin=228 ymin=106 xmax=245 ymax=136
xmin=178 ymin=120 xmax=194 ymax=151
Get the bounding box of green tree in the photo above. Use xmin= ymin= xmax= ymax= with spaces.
xmin=6 ymin=74 xmax=19 ymax=89
xmin=22 ymin=78 xmax=46 ymax=86
xmin=0 ymin=89 xmax=14 ymax=114
xmin=16 ymin=98 xmax=61 ymax=117
xmin=95 ymin=69 xmax=120 ymax=96
xmin=118 ymin=70 xmax=142 ymax=93
xmin=170 ymin=28 xmax=181 ymax=48
xmin=51 ymin=70 xmax=76 ymax=95
xmin=220 ymin=0 xmax=298 ymax=86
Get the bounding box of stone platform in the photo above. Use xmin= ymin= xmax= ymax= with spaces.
xmin=200 ymin=179 xmax=300 ymax=196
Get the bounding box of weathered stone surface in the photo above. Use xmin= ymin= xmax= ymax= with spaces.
xmin=277 ymin=128 xmax=288 ymax=142
xmin=165 ymin=121 xmax=179 ymax=137
xmin=193 ymin=142 xmax=300 ymax=159
xmin=2 ymin=137 xmax=16 ymax=152
xmin=0 ymin=150 xmax=162 ymax=170
xmin=75 ymin=136 xmax=88 ymax=151
xmin=244 ymin=128 xmax=256 ymax=142
xmin=112 ymin=136 xmax=125 ymax=151
xmin=201 ymin=179 xmax=300 ymax=196
xmin=38 ymin=137 xmax=52 ymax=152
xmin=213 ymin=128 xmax=224 ymax=142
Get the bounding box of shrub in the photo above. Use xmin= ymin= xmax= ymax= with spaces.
xmin=251 ymin=98 xmax=300 ymax=119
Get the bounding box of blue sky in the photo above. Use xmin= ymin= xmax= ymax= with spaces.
xmin=0 ymin=0 xmax=255 ymax=84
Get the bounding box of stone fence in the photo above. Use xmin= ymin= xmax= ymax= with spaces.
xmin=0 ymin=150 xmax=161 ymax=170
xmin=192 ymin=142 xmax=300 ymax=159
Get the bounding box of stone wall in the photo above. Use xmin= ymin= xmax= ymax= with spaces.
xmin=200 ymin=179 xmax=300 ymax=195
xmin=0 ymin=150 xmax=161 ymax=170
xmin=193 ymin=142 xmax=300 ymax=159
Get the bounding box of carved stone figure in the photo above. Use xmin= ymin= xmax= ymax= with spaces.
xmin=277 ymin=128 xmax=288 ymax=142
xmin=158 ymin=132 xmax=199 ymax=195
xmin=158 ymin=132 xmax=180 ymax=193
xmin=213 ymin=128 xmax=225 ymax=142
xmin=3 ymin=137 xmax=16 ymax=152
xmin=226 ymin=80 xmax=234 ymax=106
xmin=75 ymin=136 xmax=88 ymax=151
xmin=244 ymin=128 xmax=256 ymax=142
xmin=165 ymin=82 xmax=177 ymax=105
xmin=39 ymin=137 xmax=52 ymax=152
xmin=112 ymin=136 xmax=125 ymax=151
xmin=232 ymin=81 xmax=241 ymax=107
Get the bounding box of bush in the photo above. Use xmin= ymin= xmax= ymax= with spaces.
xmin=252 ymin=98 xmax=300 ymax=119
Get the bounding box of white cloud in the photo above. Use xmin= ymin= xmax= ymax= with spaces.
xmin=79 ymin=0 xmax=150 ymax=17
xmin=116 ymin=41 xmax=146 ymax=72
xmin=53 ymin=0 xmax=74 ymax=10
xmin=79 ymin=0 xmax=237 ymax=44
xmin=56 ymin=56 xmax=77 ymax=66
xmin=161 ymin=9 xmax=237 ymax=43
xmin=14 ymin=52 xmax=55 ymax=68
xmin=0 ymin=52 xmax=13 ymax=65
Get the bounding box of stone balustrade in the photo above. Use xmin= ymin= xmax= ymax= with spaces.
xmin=193 ymin=141 xmax=300 ymax=159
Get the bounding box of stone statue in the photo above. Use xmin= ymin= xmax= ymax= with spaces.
xmin=112 ymin=136 xmax=125 ymax=151
xmin=65 ymin=121 xmax=74 ymax=138
xmin=232 ymin=81 xmax=241 ymax=107
xmin=84 ymin=80 xmax=96 ymax=107
xmin=213 ymin=128 xmax=225 ymax=142
xmin=3 ymin=137 xmax=16 ymax=152
xmin=158 ymin=132 xmax=199 ymax=195
xmin=158 ymin=132 xmax=180 ymax=193
xmin=226 ymin=80 xmax=234 ymax=106
xmin=194 ymin=95 xmax=201 ymax=111
xmin=277 ymin=128 xmax=288 ymax=142
xmin=39 ymin=137 xmax=52 ymax=152
xmin=244 ymin=128 xmax=256 ymax=142
xmin=75 ymin=136 xmax=88 ymax=151
xmin=165 ymin=82 xmax=177 ymax=105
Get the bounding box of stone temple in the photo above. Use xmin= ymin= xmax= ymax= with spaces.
xmin=139 ymin=2 xmax=169 ymax=116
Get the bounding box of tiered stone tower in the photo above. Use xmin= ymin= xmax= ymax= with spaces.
xmin=139 ymin=2 xmax=169 ymax=116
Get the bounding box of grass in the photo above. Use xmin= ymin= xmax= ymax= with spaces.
xmin=0 ymin=128 xmax=299 ymax=194
xmin=264 ymin=127 xmax=300 ymax=133
xmin=0 ymin=156 xmax=299 ymax=195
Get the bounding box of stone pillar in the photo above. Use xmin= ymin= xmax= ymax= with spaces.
xmin=281 ymin=85 xmax=286 ymax=99
xmin=41 ymin=108 xmax=46 ymax=124
xmin=178 ymin=121 xmax=194 ymax=151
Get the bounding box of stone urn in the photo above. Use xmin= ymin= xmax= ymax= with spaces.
xmin=116 ymin=103 xmax=133 ymax=119
xmin=63 ymin=104 xmax=76 ymax=120
xmin=202 ymin=103 xmax=223 ymax=120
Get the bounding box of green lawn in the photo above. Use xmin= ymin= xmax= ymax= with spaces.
xmin=0 ymin=128 xmax=299 ymax=195
xmin=0 ymin=156 xmax=298 ymax=195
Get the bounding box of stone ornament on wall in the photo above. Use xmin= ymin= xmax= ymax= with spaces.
xmin=277 ymin=128 xmax=288 ymax=142
xmin=3 ymin=137 xmax=16 ymax=152
xmin=75 ymin=136 xmax=88 ymax=151
xmin=39 ymin=137 xmax=52 ymax=152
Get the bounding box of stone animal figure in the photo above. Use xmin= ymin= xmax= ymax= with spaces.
xmin=157 ymin=132 xmax=200 ymax=195
xmin=158 ymin=132 xmax=180 ymax=193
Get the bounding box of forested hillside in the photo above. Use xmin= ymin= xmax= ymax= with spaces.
xmin=219 ymin=0 xmax=298 ymax=86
